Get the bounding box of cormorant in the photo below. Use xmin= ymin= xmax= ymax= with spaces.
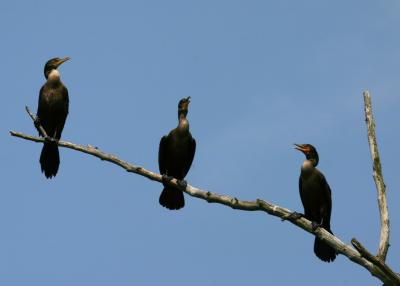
xmin=294 ymin=143 xmax=337 ymax=262
xmin=158 ymin=97 xmax=196 ymax=210
xmin=36 ymin=57 xmax=70 ymax=178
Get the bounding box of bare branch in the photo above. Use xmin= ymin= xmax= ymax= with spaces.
xmin=363 ymin=90 xmax=390 ymax=261
xmin=25 ymin=106 xmax=48 ymax=138
xmin=8 ymin=95 xmax=400 ymax=285
xmin=352 ymin=238 xmax=399 ymax=283
xmin=9 ymin=130 xmax=400 ymax=285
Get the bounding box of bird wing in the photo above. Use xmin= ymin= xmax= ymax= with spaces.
xmin=158 ymin=135 xmax=169 ymax=174
xmin=182 ymin=136 xmax=196 ymax=177
xmin=298 ymin=176 xmax=307 ymax=215
xmin=317 ymin=171 xmax=332 ymax=201
xmin=316 ymin=170 xmax=333 ymax=228
xmin=55 ymin=86 xmax=69 ymax=139
xmin=37 ymin=85 xmax=50 ymax=136
xmin=37 ymin=86 xmax=46 ymax=122
xmin=62 ymin=85 xmax=69 ymax=115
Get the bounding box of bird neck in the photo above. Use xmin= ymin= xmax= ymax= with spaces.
xmin=47 ymin=69 xmax=61 ymax=85
xmin=177 ymin=113 xmax=189 ymax=133
xmin=301 ymin=159 xmax=316 ymax=176
xmin=309 ymin=158 xmax=318 ymax=167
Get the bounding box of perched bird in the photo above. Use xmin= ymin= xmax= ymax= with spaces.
xmin=158 ymin=97 xmax=196 ymax=210
xmin=36 ymin=57 xmax=70 ymax=178
xmin=294 ymin=143 xmax=337 ymax=262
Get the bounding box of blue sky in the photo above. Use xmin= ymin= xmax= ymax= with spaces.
xmin=1 ymin=1 xmax=399 ymax=285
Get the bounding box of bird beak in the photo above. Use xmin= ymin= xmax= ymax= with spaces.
xmin=179 ymin=96 xmax=191 ymax=110
xmin=294 ymin=143 xmax=309 ymax=154
xmin=57 ymin=57 xmax=70 ymax=66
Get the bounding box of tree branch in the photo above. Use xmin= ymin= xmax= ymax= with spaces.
xmin=8 ymin=97 xmax=400 ymax=285
xmin=363 ymin=91 xmax=390 ymax=261
xmin=352 ymin=238 xmax=399 ymax=283
xmin=25 ymin=106 xmax=48 ymax=138
xmin=9 ymin=129 xmax=399 ymax=285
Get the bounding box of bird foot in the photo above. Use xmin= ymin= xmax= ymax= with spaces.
xmin=162 ymin=174 xmax=173 ymax=183
xmin=177 ymin=179 xmax=187 ymax=190
xmin=311 ymin=221 xmax=322 ymax=231
xmin=282 ymin=211 xmax=303 ymax=221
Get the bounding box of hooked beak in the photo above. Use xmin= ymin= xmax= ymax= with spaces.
xmin=57 ymin=57 xmax=70 ymax=67
xmin=186 ymin=96 xmax=191 ymax=104
xmin=294 ymin=143 xmax=309 ymax=154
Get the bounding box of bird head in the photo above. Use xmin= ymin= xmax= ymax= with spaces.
xmin=178 ymin=96 xmax=191 ymax=117
xmin=44 ymin=57 xmax=70 ymax=79
xmin=294 ymin=143 xmax=319 ymax=166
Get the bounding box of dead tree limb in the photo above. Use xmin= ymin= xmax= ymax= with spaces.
xmin=9 ymin=94 xmax=400 ymax=285
xmin=363 ymin=90 xmax=390 ymax=262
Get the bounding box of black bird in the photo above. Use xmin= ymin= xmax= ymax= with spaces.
xmin=294 ymin=143 xmax=337 ymax=262
xmin=36 ymin=57 xmax=70 ymax=178
xmin=158 ymin=97 xmax=196 ymax=210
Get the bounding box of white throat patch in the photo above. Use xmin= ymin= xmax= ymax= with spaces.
xmin=48 ymin=69 xmax=60 ymax=82
xmin=301 ymin=160 xmax=313 ymax=171
xmin=178 ymin=118 xmax=189 ymax=132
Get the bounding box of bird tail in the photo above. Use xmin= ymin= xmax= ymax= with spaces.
xmin=159 ymin=187 xmax=185 ymax=210
xmin=40 ymin=142 xmax=60 ymax=179
xmin=314 ymin=227 xmax=337 ymax=262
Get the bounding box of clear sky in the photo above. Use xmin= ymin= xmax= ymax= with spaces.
xmin=1 ymin=1 xmax=399 ymax=285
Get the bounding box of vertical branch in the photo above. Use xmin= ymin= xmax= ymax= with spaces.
xmin=363 ymin=90 xmax=390 ymax=261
